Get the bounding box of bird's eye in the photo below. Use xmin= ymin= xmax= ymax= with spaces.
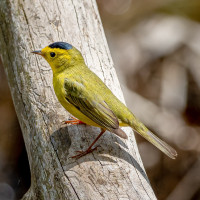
xmin=50 ymin=52 xmax=56 ymax=57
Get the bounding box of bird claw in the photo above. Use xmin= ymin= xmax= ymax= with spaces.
xmin=70 ymin=145 xmax=100 ymax=159
xmin=62 ymin=117 xmax=86 ymax=125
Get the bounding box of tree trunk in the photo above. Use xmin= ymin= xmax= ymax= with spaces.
xmin=0 ymin=0 xmax=156 ymax=199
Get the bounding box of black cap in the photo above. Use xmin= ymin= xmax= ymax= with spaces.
xmin=49 ymin=42 xmax=73 ymax=50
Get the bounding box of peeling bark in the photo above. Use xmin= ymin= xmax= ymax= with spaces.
xmin=0 ymin=0 xmax=156 ymax=199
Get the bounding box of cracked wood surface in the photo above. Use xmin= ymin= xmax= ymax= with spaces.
xmin=0 ymin=0 xmax=156 ymax=199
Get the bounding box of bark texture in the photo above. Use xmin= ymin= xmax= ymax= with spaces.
xmin=0 ymin=0 xmax=156 ymax=199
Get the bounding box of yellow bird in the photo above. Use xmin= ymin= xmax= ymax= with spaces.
xmin=32 ymin=42 xmax=177 ymax=159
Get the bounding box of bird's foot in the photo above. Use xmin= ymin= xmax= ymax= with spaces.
xmin=70 ymin=145 xmax=100 ymax=159
xmin=62 ymin=116 xmax=86 ymax=125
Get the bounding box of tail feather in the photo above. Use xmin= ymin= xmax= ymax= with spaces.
xmin=135 ymin=129 xmax=177 ymax=159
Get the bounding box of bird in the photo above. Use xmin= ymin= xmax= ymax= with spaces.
xmin=32 ymin=42 xmax=177 ymax=159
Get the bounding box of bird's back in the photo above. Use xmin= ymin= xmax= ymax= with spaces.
xmin=73 ymin=65 xmax=136 ymax=127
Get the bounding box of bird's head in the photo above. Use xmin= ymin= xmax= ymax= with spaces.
xmin=32 ymin=42 xmax=84 ymax=73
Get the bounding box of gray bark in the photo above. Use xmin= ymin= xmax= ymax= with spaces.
xmin=0 ymin=0 xmax=156 ymax=199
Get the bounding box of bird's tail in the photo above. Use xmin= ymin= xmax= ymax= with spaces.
xmin=131 ymin=120 xmax=177 ymax=159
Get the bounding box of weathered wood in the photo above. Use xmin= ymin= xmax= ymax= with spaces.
xmin=0 ymin=0 xmax=156 ymax=199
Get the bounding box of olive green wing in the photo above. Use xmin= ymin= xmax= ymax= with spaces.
xmin=64 ymin=78 xmax=127 ymax=139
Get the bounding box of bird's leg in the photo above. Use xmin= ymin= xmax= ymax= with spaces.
xmin=63 ymin=116 xmax=86 ymax=125
xmin=71 ymin=129 xmax=106 ymax=159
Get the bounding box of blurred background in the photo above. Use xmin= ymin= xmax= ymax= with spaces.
xmin=0 ymin=0 xmax=200 ymax=199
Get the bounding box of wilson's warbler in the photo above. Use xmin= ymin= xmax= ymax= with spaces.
xmin=32 ymin=42 xmax=177 ymax=159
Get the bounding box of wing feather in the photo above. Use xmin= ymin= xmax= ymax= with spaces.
xmin=64 ymin=78 xmax=118 ymax=130
xmin=64 ymin=78 xmax=127 ymax=139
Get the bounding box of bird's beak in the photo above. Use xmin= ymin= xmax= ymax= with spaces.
xmin=31 ymin=50 xmax=43 ymax=55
